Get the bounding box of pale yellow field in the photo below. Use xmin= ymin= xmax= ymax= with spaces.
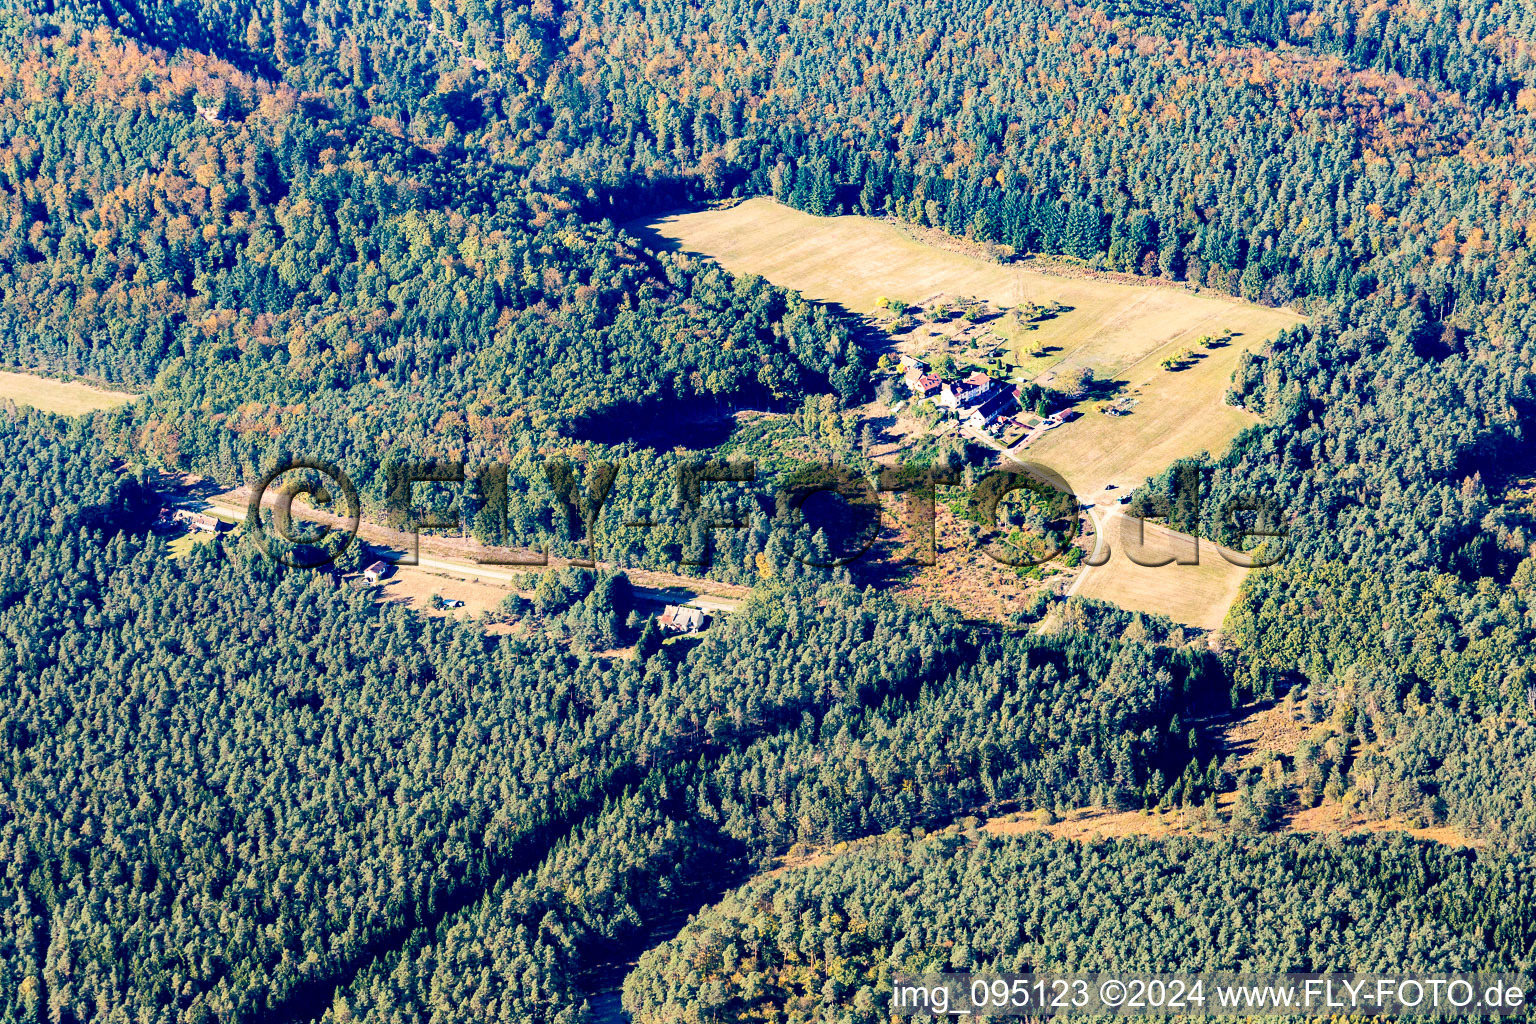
xmin=0 ymin=370 xmax=139 ymax=415
xmin=641 ymin=198 xmax=1299 ymax=374
xmin=1073 ymin=545 xmax=1252 ymax=632
xmin=371 ymin=566 xmax=512 ymax=620
xmin=1025 ymin=340 xmax=1263 ymax=496
xmin=641 ymin=199 xmax=1303 ymax=630
xmin=1070 ymin=513 xmax=1255 ymax=631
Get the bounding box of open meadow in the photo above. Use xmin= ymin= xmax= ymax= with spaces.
xmin=642 ymin=199 xmax=1303 ymax=630
xmin=0 ymin=369 xmax=139 ymax=416
xmin=642 ymin=199 xmax=1299 ymax=496
xmin=1024 ymin=343 xmax=1262 ymax=497
xmin=1070 ymin=512 xmax=1254 ymax=632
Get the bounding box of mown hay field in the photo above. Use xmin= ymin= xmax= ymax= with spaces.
xmin=643 ymin=199 xmax=1305 ymax=630
xmin=0 ymin=369 xmax=139 ymax=416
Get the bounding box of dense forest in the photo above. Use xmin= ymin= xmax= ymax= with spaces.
xmin=0 ymin=412 xmax=1222 ymax=1021
xmin=4 ymin=0 xmax=1536 ymax=1017
xmin=623 ymin=829 xmax=1536 ymax=1023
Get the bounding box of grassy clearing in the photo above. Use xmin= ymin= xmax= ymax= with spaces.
xmin=0 ymin=369 xmax=139 ymax=416
xmin=166 ymin=510 xmax=241 ymax=560
xmin=642 ymin=198 xmax=1205 ymax=324
xmin=1071 ymin=515 xmax=1252 ymax=632
xmin=1073 ymin=552 xmax=1250 ymax=632
xmin=167 ymin=532 xmax=205 ymax=559
xmin=1023 ymin=327 xmax=1286 ymax=496
xmin=643 ymin=200 xmax=1299 ymax=500
xmin=642 ymin=199 xmax=1303 ymax=629
xmin=641 ymin=197 xmax=1297 ymax=371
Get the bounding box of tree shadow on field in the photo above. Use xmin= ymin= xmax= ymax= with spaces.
xmin=823 ymin=299 xmax=895 ymax=359
xmin=1081 ymin=377 xmax=1127 ymax=401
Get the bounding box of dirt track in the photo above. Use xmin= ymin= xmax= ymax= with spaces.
xmin=196 ymin=489 xmax=749 ymax=612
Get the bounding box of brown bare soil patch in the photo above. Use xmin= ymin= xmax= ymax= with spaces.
xmin=1284 ymin=804 xmax=1481 ymax=849
xmin=851 ymin=497 xmax=1070 ymax=623
xmin=1218 ymin=697 xmax=1321 ymax=769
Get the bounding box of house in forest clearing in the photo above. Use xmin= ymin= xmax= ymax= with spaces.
xmin=168 ymin=508 xmax=229 ymax=534
xmin=659 ymin=604 xmax=710 ymax=633
xmin=363 ymin=560 xmax=393 ymax=584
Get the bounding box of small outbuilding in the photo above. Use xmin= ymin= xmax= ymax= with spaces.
xmin=363 ymin=560 xmax=393 ymax=584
